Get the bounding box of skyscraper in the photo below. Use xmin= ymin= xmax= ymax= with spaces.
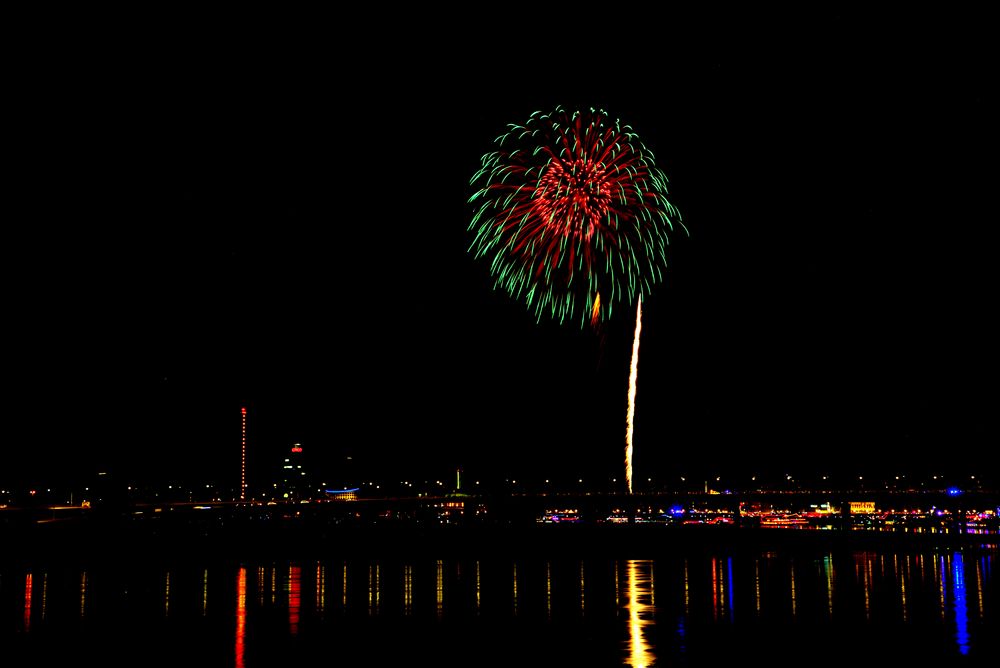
xmin=280 ymin=444 xmax=309 ymax=500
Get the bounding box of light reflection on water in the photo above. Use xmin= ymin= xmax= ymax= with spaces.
xmin=23 ymin=573 xmax=32 ymax=632
xmin=288 ymin=564 xmax=301 ymax=635
xmin=4 ymin=548 xmax=997 ymax=666
xmin=235 ymin=567 xmax=246 ymax=668
xmin=79 ymin=571 xmax=87 ymax=619
xmin=624 ymin=560 xmax=654 ymax=668
xmin=953 ymin=553 xmax=969 ymax=655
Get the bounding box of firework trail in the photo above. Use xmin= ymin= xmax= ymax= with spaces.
xmin=625 ymin=298 xmax=642 ymax=494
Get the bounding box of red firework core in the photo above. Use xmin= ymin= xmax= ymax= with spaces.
xmin=533 ymin=157 xmax=613 ymax=242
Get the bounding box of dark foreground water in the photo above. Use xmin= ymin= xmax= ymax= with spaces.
xmin=3 ymin=546 xmax=997 ymax=666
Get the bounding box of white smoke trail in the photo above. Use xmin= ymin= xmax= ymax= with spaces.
xmin=625 ymin=298 xmax=642 ymax=494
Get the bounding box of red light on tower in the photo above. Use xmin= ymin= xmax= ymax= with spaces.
xmin=240 ymin=407 xmax=247 ymax=501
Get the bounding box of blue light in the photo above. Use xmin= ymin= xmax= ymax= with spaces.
xmin=953 ymin=552 xmax=969 ymax=655
xmin=947 ymin=487 xmax=963 ymax=496
xmin=727 ymin=557 xmax=734 ymax=624
xmin=325 ymin=488 xmax=360 ymax=494
xmin=669 ymin=505 xmax=685 ymax=515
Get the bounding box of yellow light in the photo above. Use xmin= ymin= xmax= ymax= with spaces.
xmin=626 ymin=560 xmax=653 ymax=667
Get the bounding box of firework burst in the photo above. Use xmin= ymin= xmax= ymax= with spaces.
xmin=468 ymin=106 xmax=683 ymax=327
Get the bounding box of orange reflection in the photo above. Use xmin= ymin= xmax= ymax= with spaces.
xmin=624 ymin=560 xmax=654 ymax=668
xmin=288 ymin=565 xmax=301 ymax=635
xmin=683 ymin=559 xmax=689 ymax=615
xmin=404 ymin=564 xmax=413 ymax=616
xmin=580 ymin=561 xmax=586 ymax=615
xmin=512 ymin=561 xmax=518 ymax=616
xmin=546 ymin=561 xmax=552 ymax=620
xmin=897 ymin=555 xmax=907 ymax=622
xmin=164 ymin=571 xmax=171 ymax=617
xmin=865 ymin=554 xmax=873 ymax=621
xmin=316 ymin=563 xmax=325 ymax=616
xmin=24 ymin=572 xmax=32 ymax=632
xmin=790 ymin=562 xmax=797 ymax=619
xmin=754 ymin=559 xmax=760 ymax=615
xmin=976 ymin=558 xmax=984 ymax=617
xmin=80 ymin=571 xmax=87 ymax=618
xmin=475 ymin=561 xmax=481 ymax=614
xmin=824 ymin=555 xmax=834 ymax=618
xmin=615 ymin=560 xmax=620 ymax=612
xmin=41 ymin=573 xmax=47 ymax=621
xmin=855 ymin=553 xmax=870 ymax=620
xmin=650 ymin=562 xmax=655 ymax=608
xmin=367 ymin=564 xmax=374 ymax=615
xmin=235 ymin=567 xmax=247 ymax=668
xmin=935 ymin=554 xmax=945 ymax=621
xmin=202 ymin=569 xmax=209 ymax=616
xmin=437 ymin=560 xmax=444 ymax=619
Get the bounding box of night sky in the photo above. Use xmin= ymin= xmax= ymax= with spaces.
xmin=5 ymin=14 xmax=996 ymax=489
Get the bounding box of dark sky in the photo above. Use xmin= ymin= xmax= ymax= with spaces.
xmin=5 ymin=13 xmax=996 ymax=489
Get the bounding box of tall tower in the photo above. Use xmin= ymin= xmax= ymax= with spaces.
xmin=240 ymin=407 xmax=247 ymax=501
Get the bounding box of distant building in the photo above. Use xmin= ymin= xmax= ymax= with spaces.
xmin=280 ymin=444 xmax=309 ymax=500
xmin=849 ymin=501 xmax=876 ymax=514
xmin=325 ymin=487 xmax=359 ymax=501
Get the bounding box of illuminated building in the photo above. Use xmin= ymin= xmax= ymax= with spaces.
xmin=280 ymin=444 xmax=309 ymax=500
xmin=325 ymin=488 xmax=359 ymax=501
xmin=849 ymin=501 xmax=876 ymax=514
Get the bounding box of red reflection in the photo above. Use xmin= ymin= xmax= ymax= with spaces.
xmin=710 ymin=557 xmax=719 ymax=620
xmin=289 ymin=565 xmax=301 ymax=635
xmin=24 ymin=573 xmax=33 ymax=631
xmin=236 ymin=567 xmax=247 ymax=668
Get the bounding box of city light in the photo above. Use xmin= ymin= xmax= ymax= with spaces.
xmin=240 ymin=407 xmax=247 ymax=502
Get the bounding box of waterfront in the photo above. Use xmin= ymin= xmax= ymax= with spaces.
xmin=4 ymin=545 xmax=997 ymax=666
